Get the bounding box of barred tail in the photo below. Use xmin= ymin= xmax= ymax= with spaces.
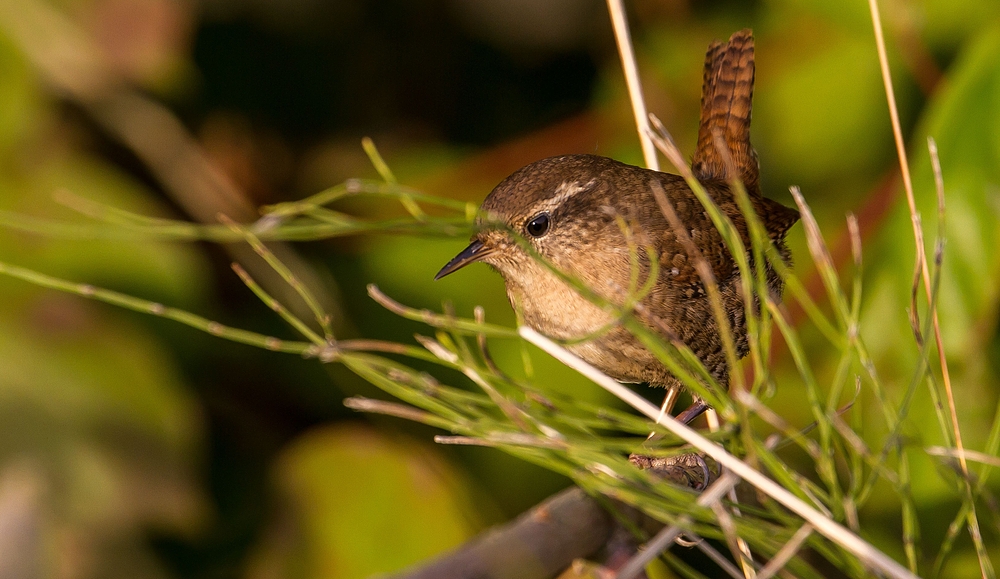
xmin=692 ymin=29 xmax=759 ymax=191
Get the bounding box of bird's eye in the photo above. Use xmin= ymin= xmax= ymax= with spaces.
xmin=525 ymin=213 xmax=550 ymax=237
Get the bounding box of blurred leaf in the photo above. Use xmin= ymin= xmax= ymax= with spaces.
xmin=763 ymin=0 xmax=873 ymax=31
xmin=0 ymin=31 xmax=46 ymax=152
xmin=756 ymin=30 xmax=893 ymax=190
xmin=916 ymin=0 xmax=1000 ymax=52
xmin=247 ymin=424 xmax=479 ymax=579
xmin=0 ymin=289 xmax=207 ymax=576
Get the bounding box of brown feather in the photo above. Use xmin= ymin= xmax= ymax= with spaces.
xmin=692 ymin=29 xmax=759 ymax=191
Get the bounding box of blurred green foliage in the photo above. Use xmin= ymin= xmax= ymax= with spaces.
xmin=0 ymin=16 xmax=209 ymax=579
xmin=0 ymin=0 xmax=999 ymax=578
xmin=246 ymin=424 xmax=478 ymax=579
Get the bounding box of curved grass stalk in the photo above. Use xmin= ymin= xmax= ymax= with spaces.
xmin=0 ymin=259 xmax=314 ymax=355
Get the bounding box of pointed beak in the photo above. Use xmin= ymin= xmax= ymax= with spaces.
xmin=435 ymin=239 xmax=493 ymax=280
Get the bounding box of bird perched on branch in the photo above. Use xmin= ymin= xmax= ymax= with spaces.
xmin=437 ymin=29 xmax=798 ymax=423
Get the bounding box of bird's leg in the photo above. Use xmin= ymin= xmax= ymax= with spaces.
xmin=643 ymin=385 xmax=682 ymax=444
xmin=632 ymin=397 xmax=712 ymax=483
xmin=660 ymin=385 xmax=680 ymax=415
xmin=675 ymin=399 xmax=708 ymax=425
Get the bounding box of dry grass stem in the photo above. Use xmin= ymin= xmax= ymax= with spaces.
xmin=606 ymin=0 xmax=658 ymax=170
xmin=343 ymin=397 xmax=436 ymax=423
xmin=756 ymin=524 xmax=814 ymax=579
xmin=868 ymin=1 xmax=972 ymax=532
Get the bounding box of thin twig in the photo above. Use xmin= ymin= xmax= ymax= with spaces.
xmin=925 ymin=135 xmax=970 ymax=475
xmin=368 ymin=285 xmax=518 ymax=337
xmin=605 ymin=0 xmax=658 ymax=170
xmin=756 ymin=524 xmax=814 ymax=579
xmin=0 ymin=260 xmax=313 ymax=356
xmin=221 ymin=214 xmax=335 ymax=340
xmin=692 ymin=535 xmax=750 ymax=579
xmin=867 ymin=9 xmax=976 ymax=565
xmin=344 ymin=396 xmax=438 ymax=424
xmin=474 ymin=306 xmax=506 ymax=377
xmin=434 ymin=434 xmax=567 ymax=450
xmin=231 ymin=263 xmax=325 ymax=345
xmin=712 ymin=499 xmax=756 ymax=578
xmin=361 ymin=137 xmax=427 ymax=221
xmin=926 ymin=447 xmax=1000 ymax=469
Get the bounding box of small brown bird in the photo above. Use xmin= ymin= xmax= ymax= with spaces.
xmin=436 ymin=30 xmax=798 ymax=423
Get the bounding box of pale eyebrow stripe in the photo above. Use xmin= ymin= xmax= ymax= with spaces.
xmin=548 ymin=178 xmax=597 ymax=209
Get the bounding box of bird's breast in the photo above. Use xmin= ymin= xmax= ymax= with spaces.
xmin=501 ymin=262 xmax=616 ymax=341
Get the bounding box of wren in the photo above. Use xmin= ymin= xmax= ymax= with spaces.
xmin=436 ymin=30 xmax=798 ymax=423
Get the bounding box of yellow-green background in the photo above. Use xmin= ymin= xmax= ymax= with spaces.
xmin=0 ymin=0 xmax=998 ymax=577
